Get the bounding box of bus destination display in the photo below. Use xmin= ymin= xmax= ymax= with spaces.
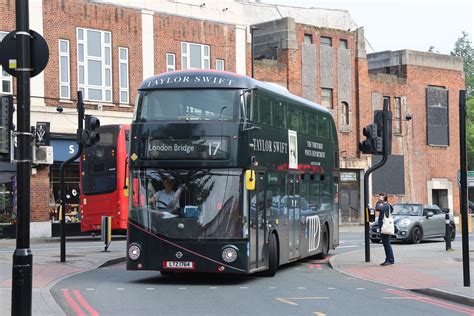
xmin=146 ymin=137 xmax=229 ymax=160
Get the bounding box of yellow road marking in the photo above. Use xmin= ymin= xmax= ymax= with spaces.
xmin=275 ymin=297 xmax=330 ymax=306
xmin=314 ymin=312 xmax=326 ymax=316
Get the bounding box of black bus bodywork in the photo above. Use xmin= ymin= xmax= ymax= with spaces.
xmin=127 ymin=70 xmax=339 ymax=275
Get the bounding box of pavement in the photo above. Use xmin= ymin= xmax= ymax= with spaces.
xmin=331 ymin=228 xmax=474 ymax=307
xmin=0 ymin=236 xmax=126 ymax=315
xmin=0 ymin=228 xmax=472 ymax=315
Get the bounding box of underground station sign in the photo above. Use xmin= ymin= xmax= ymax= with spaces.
xmin=0 ymin=29 xmax=49 ymax=78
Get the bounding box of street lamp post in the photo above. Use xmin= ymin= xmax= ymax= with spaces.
xmin=11 ymin=0 xmax=33 ymax=314
xmin=250 ymin=26 xmax=259 ymax=78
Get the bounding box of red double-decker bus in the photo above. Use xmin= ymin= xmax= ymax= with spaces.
xmin=80 ymin=124 xmax=130 ymax=233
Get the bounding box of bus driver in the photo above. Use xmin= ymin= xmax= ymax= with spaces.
xmin=151 ymin=178 xmax=181 ymax=213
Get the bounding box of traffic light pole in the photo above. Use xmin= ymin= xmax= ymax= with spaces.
xmin=364 ymin=100 xmax=391 ymax=263
xmin=59 ymin=92 xmax=84 ymax=262
xmin=11 ymin=1 xmax=33 ymax=314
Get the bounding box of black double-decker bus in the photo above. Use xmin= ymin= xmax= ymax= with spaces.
xmin=127 ymin=70 xmax=339 ymax=276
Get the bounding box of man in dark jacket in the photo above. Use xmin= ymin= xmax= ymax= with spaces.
xmin=376 ymin=193 xmax=394 ymax=266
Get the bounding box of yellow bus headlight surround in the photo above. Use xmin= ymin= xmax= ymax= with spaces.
xmin=128 ymin=243 xmax=141 ymax=261
xmin=222 ymin=246 xmax=238 ymax=263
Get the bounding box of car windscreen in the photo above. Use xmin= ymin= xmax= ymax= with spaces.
xmin=392 ymin=204 xmax=422 ymax=216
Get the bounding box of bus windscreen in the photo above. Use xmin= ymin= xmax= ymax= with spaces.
xmin=130 ymin=168 xmax=243 ymax=239
xmin=138 ymin=89 xmax=241 ymax=121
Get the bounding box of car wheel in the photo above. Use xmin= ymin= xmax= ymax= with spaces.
xmin=444 ymin=224 xmax=456 ymax=242
xmin=315 ymin=226 xmax=329 ymax=259
xmin=370 ymin=238 xmax=381 ymax=244
xmin=410 ymin=226 xmax=422 ymax=244
xmin=262 ymin=233 xmax=278 ymax=277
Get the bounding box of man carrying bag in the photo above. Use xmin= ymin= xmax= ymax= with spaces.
xmin=376 ymin=193 xmax=395 ymax=266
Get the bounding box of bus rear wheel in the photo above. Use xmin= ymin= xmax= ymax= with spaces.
xmin=315 ymin=226 xmax=329 ymax=259
xmin=262 ymin=233 xmax=278 ymax=277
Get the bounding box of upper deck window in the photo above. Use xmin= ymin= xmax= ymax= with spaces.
xmin=138 ymin=89 xmax=240 ymax=121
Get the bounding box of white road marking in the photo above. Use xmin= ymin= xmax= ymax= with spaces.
xmin=268 ymin=287 xmax=277 ymax=289
xmin=178 ymin=287 xmax=187 ymax=290
xmin=240 ymin=287 xmax=248 ymax=289
xmin=276 ymin=297 xmax=330 ymax=306
xmin=337 ymin=245 xmax=359 ymax=249
xmin=209 ymin=287 xmax=218 ymax=290
xmin=116 ymin=288 xmax=124 ymax=291
xmin=85 ymin=288 xmax=94 ymax=291
xmin=298 ymin=287 xmax=307 ymax=290
xmin=356 ymin=288 xmax=365 ymax=290
xmin=293 ymin=267 xmax=300 ymax=270
xmin=146 ymin=288 xmax=154 ymax=290
xmin=327 ymin=287 xmax=336 ymax=290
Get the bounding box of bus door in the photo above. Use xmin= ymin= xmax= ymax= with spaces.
xmin=288 ymin=174 xmax=300 ymax=260
xmin=249 ymin=172 xmax=267 ymax=269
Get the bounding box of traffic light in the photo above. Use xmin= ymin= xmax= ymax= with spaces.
xmin=358 ymin=124 xmax=378 ymax=154
xmin=0 ymin=95 xmax=14 ymax=158
xmin=374 ymin=110 xmax=392 ymax=156
xmin=81 ymin=115 xmax=100 ymax=146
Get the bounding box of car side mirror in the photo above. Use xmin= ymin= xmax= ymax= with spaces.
xmin=426 ymin=211 xmax=434 ymax=218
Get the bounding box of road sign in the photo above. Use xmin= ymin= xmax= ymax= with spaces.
xmin=0 ymin=29 xmax=49 ymax=78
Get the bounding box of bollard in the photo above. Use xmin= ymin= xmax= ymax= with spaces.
xmin=445 ymin=211 xmax=452 ymax=251
xmin=101 ymin=216 xmax=112 ymax=252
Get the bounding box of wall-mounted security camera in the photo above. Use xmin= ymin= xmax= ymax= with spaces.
xmin=405 ymin=113 xmax=412 ymax=121
xmin=56 ymin=106 xmax=63 ymax=113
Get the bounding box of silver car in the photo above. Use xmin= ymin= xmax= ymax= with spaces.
xmin=370 ymin=204 xmax=456 ymax=244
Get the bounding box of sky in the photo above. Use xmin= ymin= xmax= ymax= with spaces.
xmin=260 ymin=0 xmax=473 ymax=54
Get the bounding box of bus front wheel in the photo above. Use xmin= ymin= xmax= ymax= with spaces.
xmin=262 ymin=233 xmax=278 ymax=277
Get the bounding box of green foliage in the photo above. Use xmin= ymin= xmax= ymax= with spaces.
xmin=451 ymin=31 xmax=473 ymax=96
xmin=467 ymin=98 xmax=474 ymax=170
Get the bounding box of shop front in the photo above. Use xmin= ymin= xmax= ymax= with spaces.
xmin=0 ymin=161 xmax=16 ymax=238
xmin=50 ymin=138 xmax=87 ymax=236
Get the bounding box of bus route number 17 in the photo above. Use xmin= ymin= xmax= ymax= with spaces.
xmin=208 ymin=141 xmax=221 ymax=156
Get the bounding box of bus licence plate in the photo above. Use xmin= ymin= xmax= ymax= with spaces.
xmin=163 ymin=261 xmax=195 ymax=269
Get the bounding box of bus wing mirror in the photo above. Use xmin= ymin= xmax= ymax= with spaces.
xmin=245 ymin=170 xmax=255 ymax=191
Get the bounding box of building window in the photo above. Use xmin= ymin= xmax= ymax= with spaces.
xmin=216 ymin=59 xmax=225 ymax=71
xmin=341 ymin=101 xmax=349 ymax=125
xmin=0 ymin=32 xmax=12 ymax=94
xmin=321 ymin=88 xmax=333 ymax=108
xmin=181 ymin=42 xmax=210 ymax=69
xmin=119 ymin=47 xmax=129 ymax=104
xmin=304 ymin=34 xmax=313 ymax=44
xmin=77 ymin=28 xmax=112 ymax=102
xmin=166 ymin=53 xmax=175 ymax=72
xmin=383 ymin=96 xmax=391 ymax=110
xmin=394 ymin=97 xmax=402 ymax=134
xmin=59 ymin=39 xmax=70 ymax=99
xmin=339 ymin=39 xmax=348 ymax=49
xmin=320 ymin=36 xmax=332 ymax=47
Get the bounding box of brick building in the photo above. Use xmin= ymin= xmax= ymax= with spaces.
xmin=0 ymin=0 xmax=464 ymax=236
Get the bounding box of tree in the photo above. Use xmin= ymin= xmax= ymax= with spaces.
xmin=451 ymin=31 xmax=473 ymax=96
xmin=467 ymin=98 xmax=474 ymax=170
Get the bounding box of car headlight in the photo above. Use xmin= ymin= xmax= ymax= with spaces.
xmin=398 ymin=219 xmax=411 ymax=227
xmin=222 ymin=246 xmax=238 ymax=263
xmin=128 ymin=243 xmax=141 ymax=260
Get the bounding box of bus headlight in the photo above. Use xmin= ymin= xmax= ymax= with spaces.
xmin=222 ymin=246 xmax=238 ymax=263
xmin=128 ymin=243 xmax=141 ymax=260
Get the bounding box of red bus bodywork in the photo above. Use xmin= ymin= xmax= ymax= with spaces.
xmin=80 ymin=124 xmax=130 ymax=233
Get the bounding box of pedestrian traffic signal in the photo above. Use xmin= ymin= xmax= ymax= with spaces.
xmin=0 ymin=95 xmax=14 ymax=158
xmin=81 ymin=115 xmax=100 ymax=146
xmin=359 ymin=124 xmax=378 ymax=154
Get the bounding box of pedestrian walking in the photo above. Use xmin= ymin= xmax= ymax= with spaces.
xmin=376 ymin=192 xmax=395 ymax=266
